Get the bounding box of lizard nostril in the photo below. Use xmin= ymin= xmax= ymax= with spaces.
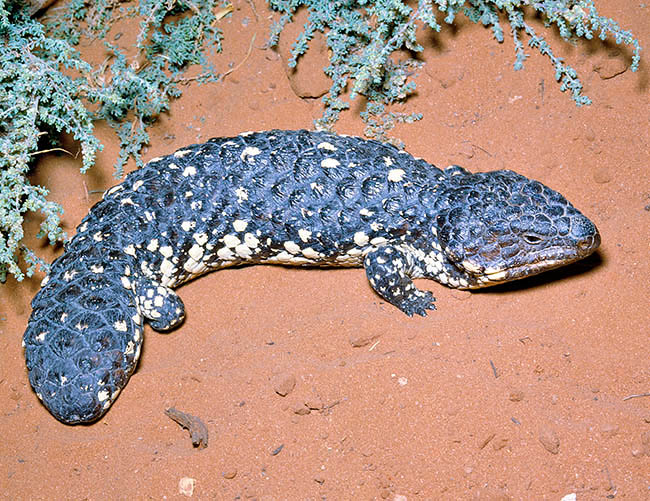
xmin=577 ymin=230 xmax=600 ymax=254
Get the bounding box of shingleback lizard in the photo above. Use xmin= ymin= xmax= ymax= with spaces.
xmin=22 ymin=129 xmax=601 ymax=424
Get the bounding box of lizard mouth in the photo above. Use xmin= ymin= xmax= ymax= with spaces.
xmin=460 ymin=230 xmax=601 ymax=288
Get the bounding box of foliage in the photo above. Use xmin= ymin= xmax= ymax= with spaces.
xmin=267 ymin=0 xmax=641 ymax=134
xmin=0 ymin=0 xmax=642 ymax=283
xmin=0 ymin=0 xmax=224 ymax=282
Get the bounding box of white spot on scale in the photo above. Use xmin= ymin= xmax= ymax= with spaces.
xmin=160 ymin=258 xmax=174 ymax=276
xmin=183 ymin=258 xmax=208 ymax=274
xmin=40 ymin=275 xmax=49 ymax=287
xmin=90 ymin=264 xmax=104 ymax=274
xmin=232 ymin=220 xmax=248 ymax=232
xmin=121 ymin=276 xmax=131 ymax=289
xmin=103 ymin=185 xmax=123 ymax=197
xmin=188 ymin=244 xmax=204 ymax=261
xmin=223 ymin=234 xmax=240 ymax=248
xmin=93 ymin=231 xmax=103 ymax=242
xmin=154 ymin=295 xmax=164 ymax=308
xmin=97 ymin=390 xmax=110 ymax=402
xmin=335 ymin=253 xmax=363 ymax=266
xmin=217 ymin=246 xmax=235 ymax=260
xmin=301 ymin=247 xmax=322 ymax=260
xmin=321 ymin=157 xmax=340 ymax=169
xmin=264 ymin=250 xmax=294 ymax=263
xmin=244 ymin=233 xmax=259 ymax=248
xmin=383 ymin=156 xmax=394 ymax=166
xmin=63 ymin=270 xmax=77 ymax=281
xmin=181 ymin=221 xmax=195 ymax=232
xmin=159 ymin=246 xmax=173 ymax=258
xmin=310 ymin=182 xmax=325 ymax=195
xmin=124 ymin=244 xmax=136 ymax=256
xmin=240 ymin=146 xmax=261 ymax=162
xmin=182 ymin=165 xmax=197 ymax=177
xmin=125 ymin=341 xmax=135 ymax=356
xmin=370 ymin=236 xmax=387 ymax=246
xmin=174 ymin=149 xmax=193 ymax=158
xmin=120 ymin=197 xmax=135 ymax=206
xmin=132 ymin=180 xmax=144 ymax=191
xmin=359 ymin=208 xmax=374 ymax=217
xmin=354 ymin=231 xmax=369 ymax=246
xmin=298 ymin=229 xmax=312 ymax=242
xmin=284 ymin=241 xmax=301 ymax=255
xmin=317 ymin=141 xmax=337 ymax=151
xmin=486 ymin=270 xmax=508 ymax=281
xmin=387 ymin=168 xmax=406 ymax=182
xmin=114 ymin=320 xmax=128 ymax=332
xmin=235 ymin=187 xmax=248 ymax=202
xmin=193 ymin=232 xmax=208 ymax=246
xmin=147 ymin=239 xmax=159 ymax=252
xmin=370 ymin=222 xmax=383 ymax=232
xmin=235 ymin=244 xmax=253 ymax=258
xmin=36 ymin=331 xmax=47 ymax=342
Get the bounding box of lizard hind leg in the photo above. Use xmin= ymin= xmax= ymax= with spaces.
xmin=363 ymin=245 xmax=436 ymax=317
xmin=133 ymin=277 xmax=186 ymax=331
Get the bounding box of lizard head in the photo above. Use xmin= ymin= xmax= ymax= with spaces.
xmin=433 ymin=166 xmax=600 ymax=288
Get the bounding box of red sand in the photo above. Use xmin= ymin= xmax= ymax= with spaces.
xmin=2 ymin=1 xmax=648 ymax=498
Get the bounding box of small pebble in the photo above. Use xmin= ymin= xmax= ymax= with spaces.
xmin=273 ymin=374 xmax=296 ymax=397
xmin=350 ymin=333 xmax=380 ymax=347
xmin=600 ymin=424 xmax=619 ymax=438
xmin=539 ymin=428 xmax=560 ymax=454
xmin=222 ymin=468 xmax=237 ymax=480
xmin=178 ymin=477 xmax=196 ymax=497
xmin=293 ymin=402 xmax=311 ymax=415
xmin=509 ymin=391 xmax=524 ymax=402
xmin=593 ymin=167 xmax=612 ymax=184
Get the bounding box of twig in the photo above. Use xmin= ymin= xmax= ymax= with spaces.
xmin=29 ymin=147 xmax=74 ymax=157
xmin=622 ymin=392 xmax=650 ymax=401
xmin=165 ymin=407 xmax=209 ymax=449
xmin=220 ymin=33 xmax=256 ymax=82
xmin=245 ymin=0 xmax=258 ymax=22
xmin=489 ymin=359 xmax=499 ymax=378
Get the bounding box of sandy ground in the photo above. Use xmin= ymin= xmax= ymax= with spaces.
xmin=1 ymin=1 xmax=648 ymax=499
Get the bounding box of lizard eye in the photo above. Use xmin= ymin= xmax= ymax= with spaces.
xmin=522 ymin=233 xmax=543 ymax=245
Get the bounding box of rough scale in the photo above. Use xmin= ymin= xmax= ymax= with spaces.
xmin=23 ymin=130 xmax=600 ymax=424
